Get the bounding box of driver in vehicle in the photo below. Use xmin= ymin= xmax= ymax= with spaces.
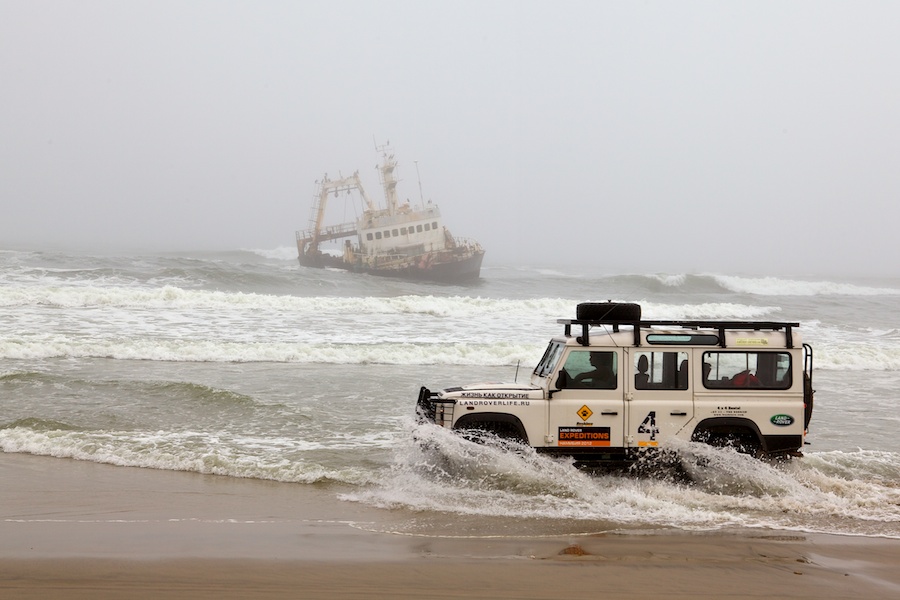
xmin=573 ymin=351 xmax=616 ymax=389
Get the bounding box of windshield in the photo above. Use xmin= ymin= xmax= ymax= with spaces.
xmin=534 ymin=341 xmax=565 ymax=377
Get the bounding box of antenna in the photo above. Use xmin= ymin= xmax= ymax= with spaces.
xmin=413 ymin=160 xmax=425 ymax=208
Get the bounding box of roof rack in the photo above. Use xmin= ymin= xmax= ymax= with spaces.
xmin=556 ymin=318 xmax=801 ymax=349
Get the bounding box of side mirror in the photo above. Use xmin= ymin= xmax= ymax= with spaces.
xmin=549 ymin=370 xmax=567 ymax=399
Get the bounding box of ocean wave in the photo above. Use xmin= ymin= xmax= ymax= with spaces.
xmin=0 ymin=284 xmax=788 ymax=321
xmin=0 ymin=371 xmax=262 ymax=406
xmin=0 ymin=417 xmax=85 ymax=432
xmin=487 ymin=270 xmax=900 ymax=298
xmin=0 ymin=338 xmax=544 ymax=366
xmin=713 ymin=275 xmax=900 ymax=297
xmin=0 ymin=370 xmax=49 ymax=383
xmin=814 ymin=341 xmax=900 ymax=371
xmin=0 ymin=312 xmax=900 ymax=372
xmin=0 ymin=250 xmax=299 ymax=293
xmin=597 ymin=272 xmax=900 ymax=298
xmin=12 ymin=334 xmax=889 ymax=369
xmin=0 ymin=286 xmax=586 ymax=324
xmin=649 ymin=273 xmax=688 ymax=287
xmin=558 ymin=271 xmax=900 ymax=298
xmin=640 ymin=301 xmax=780 ymax=321
xmin=0 ymin=427 xmax=376 ymax=485
xmin=243 ymin=246 xmax=299 ymax=261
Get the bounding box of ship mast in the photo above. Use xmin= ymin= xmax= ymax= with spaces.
xmin=376 ymin=143 xmax=400 ymax=215
xmin=414 ymin=160 xmax=425 ymax=210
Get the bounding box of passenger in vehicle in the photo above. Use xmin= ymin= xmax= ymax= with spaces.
xmin=574 ymin=352 xmax=616 ymax=389
xmin=635 ymin=355 xmax=650 ymax=388
xmin=732 ymin=370 xmax=761 ymax=387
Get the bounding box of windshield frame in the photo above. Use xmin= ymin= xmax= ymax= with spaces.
xmin=533 ymin=341 xmax=566 ymax=378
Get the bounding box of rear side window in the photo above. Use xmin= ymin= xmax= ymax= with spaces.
xmin=634 ymin=351 xmax=688 ymax=390
xmin=702 ymin=351 xmax=791 ymax=389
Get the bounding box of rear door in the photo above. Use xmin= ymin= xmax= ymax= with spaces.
xmin=626 ymin=348 xmax=694 ymax=448
xmin=548 ymin=348 xmax=625 ymax=449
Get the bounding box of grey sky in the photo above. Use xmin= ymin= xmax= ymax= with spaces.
xmin=2 ymin=1 xmax=898 ymax=276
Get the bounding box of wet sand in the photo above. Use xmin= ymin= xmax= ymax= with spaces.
xmin=2 ymin=453 xmax=899 ymax=599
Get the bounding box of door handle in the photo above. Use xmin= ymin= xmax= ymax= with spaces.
xmin=601 ymin=411 xmax=618 ymax=415
xmin=670 ymin=411 xmax=687 ymax=416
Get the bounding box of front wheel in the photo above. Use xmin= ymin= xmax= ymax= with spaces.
xmin=457 ymin=422 xmax=527 ymax=446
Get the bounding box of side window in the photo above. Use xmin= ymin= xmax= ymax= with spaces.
xmin=703 ymin=352 xmax=792 ymax=389
xmin=560 ymin=350 xmax=617 ymax=389
xmin=634 ymin=351 xmax=688 ymax=390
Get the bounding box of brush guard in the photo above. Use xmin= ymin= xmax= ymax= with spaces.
xmin=416 ymin=386 xmax=455 ymax=428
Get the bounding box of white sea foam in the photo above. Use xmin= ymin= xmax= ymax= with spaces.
xmin=0 ymin=427 xmax=375 ymax=485
xmin=639 ymin=301 xmax=780 ymax=321
xmin=0 ymin=285 xmax=572 ymax=317
xmin=0 ymin=337 xmax=543 ymax=365
xmin=341 ymin=423 xmax=900 ymax=537
xmin=649 ymin=273 xmax=687 ymax=287
xmin=0 ymin=337 xmax=870 ymax=369
xmin=0 ymin=283 xmax=788 ymax=324
xmin=5 ymin=418 xmax=898 ymax=538
xmin=1 ymin=283 xmax=894 ymax=369
xmin=244 ymin=246 xmax=298 ymax=261
xmin=815 ymin=342 xmax=900 ymax=371
xmin=714 ymin=274 xmax=900 ymax=296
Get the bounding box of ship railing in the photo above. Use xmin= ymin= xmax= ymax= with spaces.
xmin=295 ymin=221 xmax=358 ymax=244
xmin=451 ymin=237 xmax=484 ymax=252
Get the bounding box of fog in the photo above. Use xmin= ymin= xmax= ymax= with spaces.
xmin=2 ymin=1 xmax=898 ymax=276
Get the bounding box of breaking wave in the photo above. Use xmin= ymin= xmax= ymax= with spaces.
xmin=0 ymin=425 xmax=374 ymax=485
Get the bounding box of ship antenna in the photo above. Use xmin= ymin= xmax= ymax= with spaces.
xmin=414 ymin=160 xmax=425 ymax=209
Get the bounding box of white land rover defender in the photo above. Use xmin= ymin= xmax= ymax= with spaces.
xmin=416 ymin=302 xmax=814 ymax=463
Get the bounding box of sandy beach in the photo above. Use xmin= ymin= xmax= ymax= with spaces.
xmin=2 ymin=452 xmax=899 ymax=599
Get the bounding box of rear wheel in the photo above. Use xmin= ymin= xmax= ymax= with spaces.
xmin=694 ymin=429 xmax=763 ymax=457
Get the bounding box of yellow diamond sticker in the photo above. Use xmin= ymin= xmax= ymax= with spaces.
xmin=577 ymin=405 xmax=593 ymax=421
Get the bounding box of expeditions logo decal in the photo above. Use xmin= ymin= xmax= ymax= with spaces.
xmin=558 ymin=426 xmax=610 ymax=447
